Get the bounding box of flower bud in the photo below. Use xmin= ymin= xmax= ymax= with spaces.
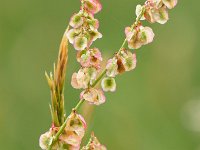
xmin=69 ymin=13 xmax=84 ymax=28
xmin=74 ymin=36 xmax=88 ymax=51
xmin=101 ymin=77 xmax=116 ymax=92
xmin=83 ymin=0 xmax=102 ymax=15
xmin=106 ymin=58 xmax=118 ymax=77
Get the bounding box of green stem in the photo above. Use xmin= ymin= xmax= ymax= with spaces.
xmin=47 ymin=116 xmax=69 ymax=150
xmin=47 ymin=4 xmax=146 ymax=150
xmin=91 ymin=69 xmax=107 ymax=87
xmin=74 ymin=99 xmax=85 ymax=110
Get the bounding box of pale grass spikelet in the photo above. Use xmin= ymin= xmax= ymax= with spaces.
xmin=45 ymin=28 xmax=69 ymax=127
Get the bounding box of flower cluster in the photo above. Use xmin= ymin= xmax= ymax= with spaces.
xmin=67 ymin=0 xmax=102 ymax=51
xmin=39 ymin=111 xmax=86 ymax=150
xmin=76 ymin=48 xmax=102 ymax=69
xmin=101 ymin=49 xmax=137 ymax=92
xmin=40 ymin=0 xmax=178 ymax=149
xmin=101 ymin=0 xmax=177 ymax=92
xmin=141 ymin=0 xmax=177 ymax=24
xmin=60 ymin=112 xmax=87 ymax=149
xmin=69 ymin=0 xmax=106 ymax=106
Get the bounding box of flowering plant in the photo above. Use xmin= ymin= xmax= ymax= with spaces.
xmin=39 ymin=0 xmax=177 ymax=149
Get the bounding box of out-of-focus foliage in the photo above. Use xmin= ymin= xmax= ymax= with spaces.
xmin=0 ymin=0 xmax=200 ymax=149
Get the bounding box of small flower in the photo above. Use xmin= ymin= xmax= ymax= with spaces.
xmin=101 ymin=77 xmax=116 ymax=92
xmin=39 ymin=130 xmax=59 ymax=150
xmin=125 ymin=25 xmax=155 ymax=49
xmin=83 ymin=0 xmax=102 ymax=15
xmin=39 ymin=131 xmax=51 ymax=150
xmin=138 ymin=26 xmax=155 ymax=45
xmin=66 ymin=29 xmax=81 ymax=44
xmin=60 ymin=112 xmax=87 ymax=148
xmin=74 ymin=36 xmax=88 ymax=51
xmin=119 ymin=50 xmax=137 ymax=72
xmin=80 ymin=88 xmax=106 ymax=105
xmin=67 ymin=112 xmax=87 ymax=138
xmin=144 ymin=1 xmax=169 ymax=24
xmin=162 ymin=0 xmax=178 ymax=9
xmin=69 ymin=13 xmax=84 ymax=28
xmin=71 ymin=67 xmax=97 ymax=89
xmin=153 ymin=6 xmax=169 ymax=24
xmin=87 ymin=29 xmax=102 ymax=47
xmin=87 ymin=17 xmax=99 ymax=30
xmin=82 ymin=132 xmax=107 ymax=150
xmin=77 ymin=48 xmax=102 ymax=69
xmin=106 ymin=58 xmax=118 ymax=77
xmin=60 ymin=131 xmax=82 ymax=148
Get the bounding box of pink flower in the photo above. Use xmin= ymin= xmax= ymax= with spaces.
xmin=80 ymin=88 xmax=106 ymax=105
xmin=82 ymin=132 xmax=107 ymax=150
xmin=60 ymin=131 xmax=82 ymax=147
xmin=69 ymin=12 xmax=84 ymax=28
xmin=144 ymin=1 xmax=169 ymax=24
xmin=162 ymin=0 xmax=178 ymax=9
xmin=60 ymin=112 xmax=87 ymax=148
xmin=106 ymin=58 xmax=118 ymax=77
xmin=125 ymin=25 xmax=154 ymax=49
xmin=83 ymin=0 xmax=102 ymax=15
xmin=118 ymin=49 xmax=137 ymax=72
xmin=77 ymin=48 xmax=102 ymax=69
xmin=74 ymin=36 xmax=88 ymax=51
xmin=71 ymin=67 xmax=97 ymax=89
xmin=39 ymin=129 xmax=59 ymax=150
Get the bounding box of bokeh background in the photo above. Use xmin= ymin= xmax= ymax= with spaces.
xmin=0 ymin=0 xmax=200 ymax=149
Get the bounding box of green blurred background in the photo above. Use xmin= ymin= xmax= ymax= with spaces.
xmin=1 ymin=0 xmax=200 ymax=149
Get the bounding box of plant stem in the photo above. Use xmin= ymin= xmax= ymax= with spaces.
xmin=91 ymin=69 xmax=107 ymax=87
xmin=47 ymin=5 xmax=146 ymax=150
xmin=74 ymin=99 xmax=85 ymax=110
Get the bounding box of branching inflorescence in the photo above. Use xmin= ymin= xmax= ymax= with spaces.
xmin=39 ymin=0 xmax=178 ymax=149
